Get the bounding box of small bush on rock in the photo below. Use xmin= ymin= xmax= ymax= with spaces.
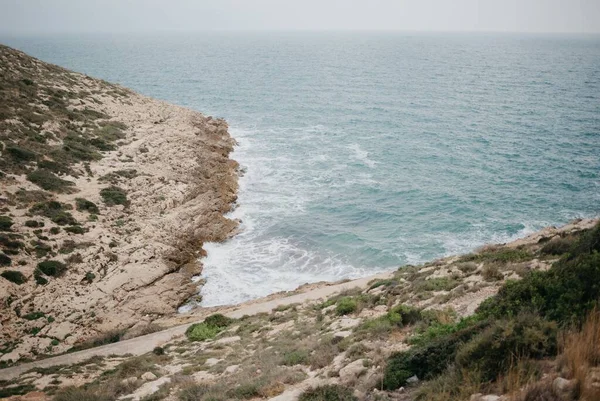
xmin=100 ymin=186 xmax=129 ymax=207
xmin=0 ymin=216 xmax=14 ymax=231
xmin=336 ymin=297 xmax=358 ymax=315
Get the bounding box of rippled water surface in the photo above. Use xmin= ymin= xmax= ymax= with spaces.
xmin=4 ymin=32 xmax=599 ymax=306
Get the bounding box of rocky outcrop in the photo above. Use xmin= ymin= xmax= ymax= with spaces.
xmin=0 ymin=45 xmax=239 ymax=362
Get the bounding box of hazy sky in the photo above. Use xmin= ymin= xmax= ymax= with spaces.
xmin=1 ymin=0 xmax=599 ymax=34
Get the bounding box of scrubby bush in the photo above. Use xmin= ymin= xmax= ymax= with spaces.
xmin=482 ymin=264 xmax=503 ymax=281
xmin=34 ymin=269 xmax=48 ymax=285
xmin=454 ymin=314 xmax=557 ymax=381
xmin=23 ymin=311 xmax=45 ymax=320
xmin=65 ymin=225 xmax=86 ymax=234
xmin=283 ymin=349 xmax=309 ymax=366
xmin=24 ymin=220 xmax=43 ymax=228
xmin=461 ymin=248 xmax=533 ymax=264
xmin=539 ymin=236 xmax=573 ymax=255
xmin=186 ymin=313 xmax=233 ymax=342
xmin=27 ymin=168 xmax=75 ymax=192
xmin=299 ymin=385 xmax=358 ymax=401
xmin=383 ymin=319 xmax=489 ymax=390
xmin=37 ymin=260 xmax=67 ymax=277
xmin=6 ymin=146 xmax=36 ymax=161
xmin=1 ymin=270 xmax=26 ymax=284
xmin=414 ymin=277 xmax=460 ymax=292
xmin=0 ymin=253 xmax=12 ymax=266
xmin=0 ymin=216 xmax=14 ymax=231
xmin=30 ymin=201 xmax=78 ymax=226
xmin=336 ymin=297 xmax=358 ymax=315
xmin=76 ymin=198 xmax=99 ymax=214
xmin=100 ymin=186 xmax=129 ymax=207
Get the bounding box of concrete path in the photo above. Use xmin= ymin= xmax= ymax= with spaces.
xmin=1 ymin=271 xmax=392 ymax=381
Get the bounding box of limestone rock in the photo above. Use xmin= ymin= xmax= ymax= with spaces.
xmin=140 ymin=371 xmax=157 ymax=381
xmin=339 ymin=359 xmax=366 ymax=385
xmin=583 ymin=368 xmax=600 ymax=400
xmin=215 ymin=336 xmax=241 ymax=345
xmin=553 ymin=377 xmax=577 ymax=401
xmin=225 ymin=365 xmax=239 ymax=374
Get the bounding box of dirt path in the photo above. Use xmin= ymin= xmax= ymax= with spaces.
xmin=1 ymin=271 xmax=393 ymax=381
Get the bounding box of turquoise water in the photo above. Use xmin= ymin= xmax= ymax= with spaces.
xmin=3 ymin=33 xmax=599 ymax=306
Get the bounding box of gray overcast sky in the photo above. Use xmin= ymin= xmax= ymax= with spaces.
xmin=1 ymin=0 xmax=599 ymax=34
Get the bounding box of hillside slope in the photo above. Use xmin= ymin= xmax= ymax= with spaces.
xmin=1 ymin=218 xmax=598 ymax=401
xmin=0 ymin=45 xmax=239 ymax=364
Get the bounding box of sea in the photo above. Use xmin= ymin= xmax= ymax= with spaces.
xmin=2 ymin=32 xmax=599 ymax=307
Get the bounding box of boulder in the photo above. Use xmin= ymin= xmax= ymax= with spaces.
xmin=583 ymin=368 xmax=600 ymax=401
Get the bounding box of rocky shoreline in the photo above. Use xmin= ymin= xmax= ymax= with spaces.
xmin=0 ymin=45 xmax=239 ymax=364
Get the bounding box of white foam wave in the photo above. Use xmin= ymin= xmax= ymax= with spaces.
xmin=348 ymin=143 xmax=377 ymax=168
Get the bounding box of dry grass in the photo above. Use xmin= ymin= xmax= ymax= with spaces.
xmin=558 ymin=307 xmax=600 ymax=399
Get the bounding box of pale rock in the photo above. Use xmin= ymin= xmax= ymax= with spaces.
xmin=339 ymin=359 xmax=366 ymax=385
xmin=141 ymin=371 xmax=157 ymax=381
xmin=331 ymin=317 xmax=361 ymax=331
xmin=205 ymin=358 xmax=222 ymax=367
xmin=225 ymin=364 xmax=240 ymax=374
xmin=121 ymin=377 xmax=138 ymax=385
xmin=45 ymin=321 xmax=77 ymax=341
xmin=0 ymin=350 xmax=20 ymax=363
xmin=120 ymin=376 xmax=171 ymax=401
xmin=583 ymin=368 xmax=600 ymax=400
xmin=553 ymin=377 xmax=577 ymax=401
xmin=215 ymin=335 xmax=241 ymax=345
xmin=470 ymin=394 xmax=500 ymax=401
xmin=333 ymin=330 xmax=352 ymax=340
xmin=322 ymin=305 xmax=336 ymax=314
xmin=406 ymin=375 xmax=419 ymax=384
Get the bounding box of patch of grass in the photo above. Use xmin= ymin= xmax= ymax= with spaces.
xmin=298 ymin=385 xmax=358 ymax=401
xmin=37 ymin=260 xmax=67 ymax=277
xmin=282 ymin=349 xmax=309 ymax=366
xmin=100 ymin=186 xmax=129 ymax=207
xmin=1 ymin=270 xmax=26 ymax=284
xmin=460 ymin=247 xmax=533 ymax=264
xmin=6 ymin=146 xmax=36 ymax=162
xmin=414 ymin=277 xmax=460 ymax=292
xmin=24 ymin=219 xmax=43 ymax=228
xmin=0 ymin=384 xmax=36 ymax=398
xmin=27 ymin=168 xmax=75 ymax=192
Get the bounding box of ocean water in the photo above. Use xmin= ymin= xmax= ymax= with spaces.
xmin=3 ymin=32 xmax=599 ymax=307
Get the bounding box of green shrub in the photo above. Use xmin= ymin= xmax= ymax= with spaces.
xmin=84 ymin=271 xmax=96 ymax=283
xmin=23 ymin=311 xmax=45 ymax=320
xmin=100 ymin=186 xmax=129 ymax=207
xmin=50 ymin=227 xmax=60 ymax=234
xmin=52 ymin=386 xmax=112 ymax=401
xmin=540 ymin=236 xmax=574 ymax=255
xmin=186 ymin=313 xmax=234 ymax=342
xmin=454 ymin=314 xmax=557 ymax=382
xmin=30 ymin=201 xmax=78 ymax=226
xmin=283 ymin=349 xmax=309 ymax=366
xmin=299 ymin=385 xmax=358 ymax=401
xmin=382 ymin=319 xmax=489 ymax=390
xmin=75 ymin=198 xmax=99 ymax=214
xmin=65 ymin=225 xmax=86 ymax=234
xmin=34 ymin=269 xmax=48 ymax=285
xmin=414 ymin=277 xmax=460 ymax=292
xmin=336 ymin=297 xmax=358 ymax=315
xmin=6 ymin=146 xmax=36 ymax=161
xmin=27 ymin=169 xmax=75 ymax=192
xmin=0 ymin=253 xmax=11 ymax=266
xmin=185 ymin=323 xmax=220 ymax=342
xmin=204 ymin=313 xmax=233 ymax=328
xmin=1 ymin=270 xmax=26 ymax=284
xmin=37 ymin=260 xmax=67 ymax=277
xmin=0 ymin=216 xmax=14 ymax=231
xmin=24 ymin=220 xmax=43 ymax=228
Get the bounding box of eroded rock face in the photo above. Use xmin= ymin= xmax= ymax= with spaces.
xmin=0 ymin=45 xmax=239 ymax=363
